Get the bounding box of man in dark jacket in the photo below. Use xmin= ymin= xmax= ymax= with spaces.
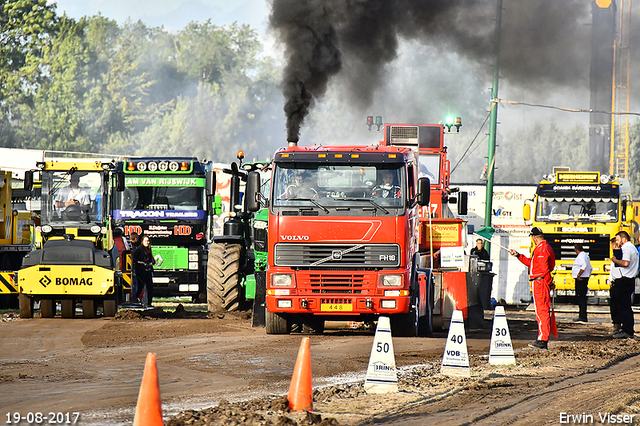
xmin=470 ymin=238 xmax=490 ymax=260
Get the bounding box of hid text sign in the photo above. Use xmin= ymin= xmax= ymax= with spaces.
xmin=124 ymin=177 xmax=205 ymax=187
xmin=556 ymin=172 xmax=600 ymax=184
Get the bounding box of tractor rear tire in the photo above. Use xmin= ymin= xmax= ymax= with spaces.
xmin=61 ymin=299 xmax=75 ymax=318
xmin=265 ymin=310 xmax=290 ymax=335
xmin=207 ymin=243 xmax=243 ymax=312
xmin=19 ymin=293 xmax=33 ymax=319
xmin=40 ymin=299 xmax=55 ymax=318
xmin=82 ymin=299 xmax=96 ymax=319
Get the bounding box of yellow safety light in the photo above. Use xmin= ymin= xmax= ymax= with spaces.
xmin=335 ymin=154 xmax=343 ymax=158
xmin=351 ymin=154 xmax=360 ymax=158
xmin=318 ymin=154 xmax=327 ymax=158
xmin=388 ymin=154 xmax=396 ymax=159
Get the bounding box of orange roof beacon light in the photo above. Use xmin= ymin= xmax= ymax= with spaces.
xmin=455 ymin=117 xmax=462 ymax=132
xmin=127 ymin=162 xmax=135 ymax=171
xmin=180 ymin=162 xmax=189 ymax=171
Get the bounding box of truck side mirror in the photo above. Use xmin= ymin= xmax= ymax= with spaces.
xmin=116 ymin=171 xmax=125 ymax=192
xmin=417 ymin=177 xmax=430 ymax=206
xmin=246 ymin=171 xmax=261 ymax=212
xmin=457 ymin=191 xmax=468 ymax=215
xmin=523 ymin=201 xmax=534 ymax=224
xmin=206 ymin=170 xmax=216 ymax=196
xmin=24 ymin=171 xmax=33 ymax=192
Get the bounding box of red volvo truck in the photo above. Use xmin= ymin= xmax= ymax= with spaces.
xmin=244 ymin=122 xmax=473 ymax=335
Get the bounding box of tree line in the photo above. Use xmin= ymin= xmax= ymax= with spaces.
xmin=0 ymin=0 xmax=283 ymax=163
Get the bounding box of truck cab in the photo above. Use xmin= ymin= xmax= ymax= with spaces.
xmin=245 ymin=138 xmax=431 ymax=335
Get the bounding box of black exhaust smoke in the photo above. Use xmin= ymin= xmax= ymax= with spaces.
xmin=271 ymin=0 xmax=342 ymax=143
xmin=270 ymin=0 xmax=592 ymax=139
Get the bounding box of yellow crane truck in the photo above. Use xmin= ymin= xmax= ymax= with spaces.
xmin=17 ymin=160 xmax=121 ymax=318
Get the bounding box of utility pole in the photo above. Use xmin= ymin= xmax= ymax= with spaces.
xmin=483 ymin=0 xmax=503 ymax=254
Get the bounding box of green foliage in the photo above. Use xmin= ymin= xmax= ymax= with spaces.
xmin=0 ymin=0 xmax=58 ymax=146
xmin=0 ymin=5 xmax=281 ymax=160
xmin=495 ymin=121 xmax=589 ymax=183
xmin=628 ymin=119 xmax=640 ymax=199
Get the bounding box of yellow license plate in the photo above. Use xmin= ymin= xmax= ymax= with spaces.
xmin=321 ymin=303 xmax=353 ymax=312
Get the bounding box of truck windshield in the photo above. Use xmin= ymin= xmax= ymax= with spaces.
xmin=271 ymin=164 xmax=405 ymax=209
xmin=535 ymin=196 xmax=618 ymax=223
xmin=41 ymin=170 xmax=104 ymax=224
xmin=114 ymin=186 xmax=204 ymax=211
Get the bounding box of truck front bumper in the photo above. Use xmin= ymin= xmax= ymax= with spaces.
xmin=265 ymin=293 xmax=411 ymax=316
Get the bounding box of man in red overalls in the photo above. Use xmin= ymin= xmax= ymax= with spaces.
xmin=510 ymin=227 xmax=556 ymax=349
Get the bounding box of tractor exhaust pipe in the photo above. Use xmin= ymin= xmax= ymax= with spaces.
xmin=288 ymin=137 xmax=298 ymax=147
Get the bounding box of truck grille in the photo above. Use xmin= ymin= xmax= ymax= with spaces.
xmin=274 ymin=243 xmax=400 ymax=268
xmin=306 ymin=274 xmax=365 ymax=294
xmin=546 ymin=234 xmax=610 ymax=261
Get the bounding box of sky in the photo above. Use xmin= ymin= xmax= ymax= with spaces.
xmin=51 ymin=0 xmax=271 ymax=35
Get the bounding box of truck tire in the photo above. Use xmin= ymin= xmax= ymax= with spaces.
xmin=265 ymin=310 xmax=290 ymax=335
xmin=103 ymin=298 xmax=117 ymax=317
xmin=391 ymin=307 xmax=418 ymax=337
xmin=19 ymin=293 xmax=33 ymax=319
xmin=40 ymin=299 xmax=55 ymax=318
xmin=61 ymin=299 xmax=75 ymax=318
xmin=207 ymin=243 xmax=243 ymax=312
xmin=82 ymin=299 xmax=96 ymax=319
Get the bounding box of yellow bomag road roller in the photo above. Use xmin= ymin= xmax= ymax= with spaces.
xmin=17 ymin=160 xmax=123 ymax=318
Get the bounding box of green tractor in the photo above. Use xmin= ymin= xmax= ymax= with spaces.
xmin=206 ymin=152 xmax=270 ymax=320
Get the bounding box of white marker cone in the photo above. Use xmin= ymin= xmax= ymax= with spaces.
xmin=489 ymin=306 xmax=516 ymax=365
xmin=364 ymin=316 xmax=398 ymax=394
xmin=441 ymin=309 xmax=470 ymax=377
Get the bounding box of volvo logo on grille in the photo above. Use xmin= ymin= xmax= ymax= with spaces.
xmin=39 ymin=275 xmax=51 ymax=288
xmin=332 ymin=250 xmax=343 ymax=260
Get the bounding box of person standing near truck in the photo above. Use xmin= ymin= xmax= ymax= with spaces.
xmin=571 ymin=244 xmax=592 ymax=324
xmin=471 ymin=238 xmax=490 ymax=261
xmin=510 ymin=227 xmax=556 ymax=350
xmin=610 ymin=231 xmax=638 ymax=339
xmin=133 ymin=235 xmax=156 ymax=307
xmin=609 ymin=238 xmax=623 ymax=335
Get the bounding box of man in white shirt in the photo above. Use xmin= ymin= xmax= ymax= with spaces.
xmin=572 ymin=244 xmax=592 ymax=324
xmin=611 ymin=231 xmax=639 ymax=338
xmin=55 ymin=175 xmax=90 ymax=217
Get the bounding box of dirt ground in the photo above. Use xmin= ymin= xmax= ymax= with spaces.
xmin=2 ymin=305 xmax=640 ymax=425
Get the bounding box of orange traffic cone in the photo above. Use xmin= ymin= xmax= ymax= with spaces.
xmin=133 ymin=352 xmax=164 ymax=426
xmin=287 ymin=336 xmax=313 ymax=411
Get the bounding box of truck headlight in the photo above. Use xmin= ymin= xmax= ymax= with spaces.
xmin=271 ymin=274 xmax=295 ymax=287
xmin=379 ymin=274 xmax=403 ymax=287
xmin=188 ymin=251 xmax=198 ymax=262
xmin=254 ymin=220 xmax=268 ymax=230
xmin=41 ymin=225 xmax=52 ymax=234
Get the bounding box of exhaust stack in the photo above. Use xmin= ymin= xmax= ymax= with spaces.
xmin=288 ymin=138 xmax=299 ymax=147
